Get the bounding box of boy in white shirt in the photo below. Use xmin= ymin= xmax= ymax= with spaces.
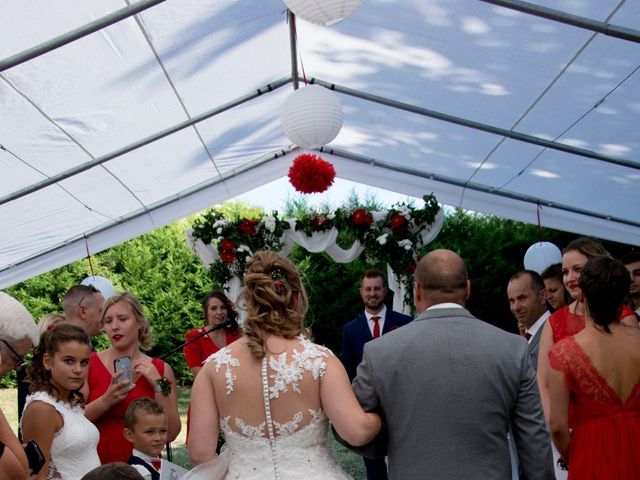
xmin=124 ymin=398 xmax=168 ymax=480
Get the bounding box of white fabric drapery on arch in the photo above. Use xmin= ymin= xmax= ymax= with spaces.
xmin=187 ymin=209 xmax=444 ymax=315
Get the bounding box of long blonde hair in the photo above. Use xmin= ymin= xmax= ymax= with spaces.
xmin=240 ymin=251 xmax=309 ymax=360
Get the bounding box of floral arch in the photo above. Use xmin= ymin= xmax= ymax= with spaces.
xmin=187 ymin=195 xmax=443 ymax=314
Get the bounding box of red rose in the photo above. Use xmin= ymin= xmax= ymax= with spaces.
xmin=219 ymin=239 xmax=236 ymax=251
xmin=352 ymin=208 xmax=373 ymax=226
xmin=312 ymin=215 xmax=327 ymax=229
xmin=390 ymin=214 xmax=407 ymax=233
xmin=220 ymin=251 xmax=236 ymax=264
xmin=239 ymin=219 xmax=258 ymax=236
xmin=363 ymin=212 xmax=374 ymax=226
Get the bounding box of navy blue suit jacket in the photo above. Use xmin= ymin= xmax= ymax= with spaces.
xmin=342 ymin=309 xmax=412 ymax=381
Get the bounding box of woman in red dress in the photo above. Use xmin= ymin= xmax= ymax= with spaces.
xmin=537 ymin=237 xmax=636 ymax=419
xmin=82 ymin=292 xmax=181 ymax=463
xmin=548 ymin=256 xmax=640 ymax=478
xmin=183 ymin=290 xmax=242 ymax=378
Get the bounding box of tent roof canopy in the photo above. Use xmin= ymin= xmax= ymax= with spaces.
xmin=1 ymin=0 xmax=639 ymax=288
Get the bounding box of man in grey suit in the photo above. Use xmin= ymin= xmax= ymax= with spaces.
xmin=347 ymin=249 xmax=554 ymax=479
xmin=507 ymin=270 xmax=549 ymax=370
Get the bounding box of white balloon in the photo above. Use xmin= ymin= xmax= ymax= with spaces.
xmin=523 ymin=242 xmax=562 ymax=274
xmin=81 ymin=275 xmax=117 ymax=299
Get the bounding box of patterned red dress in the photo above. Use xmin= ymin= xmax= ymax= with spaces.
xmin=87 ymin=352 xmax=167 ymax=463
xmin=549 ymin=305 xmax=635 ymax=343
xmin=549 ymin=337 xmax=640 ymax=479
xmin=183 ymin=327 xmax=241 ymax=369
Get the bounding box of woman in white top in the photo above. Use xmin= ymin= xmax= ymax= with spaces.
xmin=187 ymin=251 xmax=381 ymax=479
xmin=22 ymin=324 xmax=100 ymax=479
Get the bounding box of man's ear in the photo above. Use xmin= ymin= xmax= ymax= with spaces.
xmin=465 ymin=280 xmax=471 ymax=301
xmin=414 ymin=282 xmax=422 ymax=304
xmin=123 ymin=427 xmax=135 ymax=443
xmin=539 ymin=288 xmax=547 ymax=305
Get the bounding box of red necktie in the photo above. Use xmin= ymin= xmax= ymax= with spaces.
xmin=151 ymin=459 xmax=162 ymax=471
xmin=523 ymin=332 xmax=532 ymax=341
xmin=372 ymin=316 xmax=381 ymax=338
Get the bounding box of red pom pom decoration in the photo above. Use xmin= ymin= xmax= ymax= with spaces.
xmin=288 ymin=153 xmax=336 ymax=194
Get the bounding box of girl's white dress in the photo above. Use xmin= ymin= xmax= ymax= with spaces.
xmin=21 ymin=391 xmax=100 ymax=479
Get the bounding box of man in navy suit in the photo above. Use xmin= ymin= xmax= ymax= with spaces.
xmin=342 ymin=268 xmax=412 ymax=480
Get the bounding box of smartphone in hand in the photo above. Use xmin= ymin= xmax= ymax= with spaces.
xmin=113 ymin=355 xmax=134 ymax=384
xmin=24 ymin=440 xmax=45 ymax=475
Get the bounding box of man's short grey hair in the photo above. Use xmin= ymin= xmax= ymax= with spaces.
xmin=0 ymin=292 xmax=39 ymax=346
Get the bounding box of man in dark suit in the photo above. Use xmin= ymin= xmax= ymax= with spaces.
xmin=345 ymin=250 xmax=553 ymax=479
xmin=342 ymin=268 xmax=411 ymax=480
xmin=507 ymin=270 xmax=549 ymax=370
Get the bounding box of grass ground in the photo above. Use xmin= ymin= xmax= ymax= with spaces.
xmin=1 ymin=387 xmax=365 ymax=479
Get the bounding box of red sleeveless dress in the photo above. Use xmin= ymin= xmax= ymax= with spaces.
xmin=87 ymin=352 xmax=166 ymax=463
xmin=549 ymin=337 xmax=640 ymax=479
xmin=549 ymin=305 xmax=635 ymax=343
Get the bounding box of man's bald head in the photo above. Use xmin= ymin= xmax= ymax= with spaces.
xmin=414 ymin=249 xmax=470 ymax=311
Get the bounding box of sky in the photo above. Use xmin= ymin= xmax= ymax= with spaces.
xmin=230 ymin=177 xmax=422 ymax=212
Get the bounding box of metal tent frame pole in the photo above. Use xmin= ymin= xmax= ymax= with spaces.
xmin=309 ymin=77 xmax=639 ymax=170
xmin=0 ymin=0 xmax=168 ymax=72
xmin=319 ymin=145 xmax=640 ymax=229
xmin=478 ymin=0 xmax=640 ymax=44
xmin=0 ymin=77 xmax=293 ymax=206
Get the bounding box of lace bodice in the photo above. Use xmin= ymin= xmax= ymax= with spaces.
xmin=549 ymin=337 xmax=640 ymax=418
xmin=21 ymin=391 xmax=100 ymax=479
xmin=204 ymin=335 xmax=351 ymax=479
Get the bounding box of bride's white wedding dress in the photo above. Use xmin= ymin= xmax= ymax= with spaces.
xmin=185 ymin=335 xmax=352 ymax=480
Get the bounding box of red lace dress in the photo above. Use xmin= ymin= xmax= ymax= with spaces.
xmin=87 ymin=352 xmax=167 ymax=463
xmin=549 ymin=305 xmax=635 ymax=343
xmin=549 ymin=337 xmax=640 ymax=479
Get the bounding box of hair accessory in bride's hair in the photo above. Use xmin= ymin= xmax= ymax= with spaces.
xmin=271 ymin=268 xmax=287 ymax=294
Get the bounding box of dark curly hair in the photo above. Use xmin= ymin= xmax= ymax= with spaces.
xmin=579 ymin=257 xmax=630 ymax=334
xmin=26 ymin=323 xmax=92 ymax=405
xmin=240 ymin=251 xmax=310 ymax=360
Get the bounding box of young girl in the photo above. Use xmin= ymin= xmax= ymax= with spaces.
xmin=21 ymin=324 xmax=100 ymax=479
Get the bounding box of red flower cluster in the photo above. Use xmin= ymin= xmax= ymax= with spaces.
xmin=218 ymin=239 xmax=236 ymax=264
xmin=288 ymin=153 xmax=336 ymax=194
xmin=390 ymin=213 xmax=407 ymax=233
xmin=239 ymin=218 xmax=259 ymax=236
xmin=352 ymin=208 xmax=373 ymax=226
xmin=312 ymin=215 xmax=328 ymax=229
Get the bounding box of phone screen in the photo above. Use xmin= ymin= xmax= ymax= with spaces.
xmin=24 ymin=440 xmax=45 ymax=475
xmin=114 ymin=356 xmax=134 ymax=384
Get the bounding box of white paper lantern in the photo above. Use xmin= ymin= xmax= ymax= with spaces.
xmin=523 ymin=242 xmax=562 ymax=274
xmin=81 ymin=275 xmax=117 ymax=299
xmin=284 ymin=0 xmax=363 ymax=26
xmin=281 ymin=85 xmax=343 ymax=148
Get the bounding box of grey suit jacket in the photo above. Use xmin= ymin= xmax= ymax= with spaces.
xmin=350 ymin=307 xmax=554 ymax=480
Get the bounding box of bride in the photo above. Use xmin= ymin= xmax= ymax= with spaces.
xmin=187 ymin=251 xmax=381 ymax=479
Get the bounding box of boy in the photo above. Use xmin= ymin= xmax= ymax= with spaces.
xmin=123 ymin=398 xmax=168 ymax=480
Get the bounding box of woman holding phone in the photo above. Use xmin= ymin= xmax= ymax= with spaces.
xmin=82 ymin=292 xmax=181 ymax=463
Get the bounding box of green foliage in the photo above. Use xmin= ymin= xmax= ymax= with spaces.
xmin=4 ymin=195 xmax=634 ymax=390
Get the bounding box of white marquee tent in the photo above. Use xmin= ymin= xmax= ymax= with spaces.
xmin=1 ymin=0 xmax=639 ymax=289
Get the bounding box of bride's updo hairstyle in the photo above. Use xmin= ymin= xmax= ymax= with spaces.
xmin=241 ymin=250 xmax=310 ymax=360
xmin=579 ymin=256 xmax=630 ymax=334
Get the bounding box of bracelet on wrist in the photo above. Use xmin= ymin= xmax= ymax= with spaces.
xmin=154 ymin=376 xmax=172 ymax=396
